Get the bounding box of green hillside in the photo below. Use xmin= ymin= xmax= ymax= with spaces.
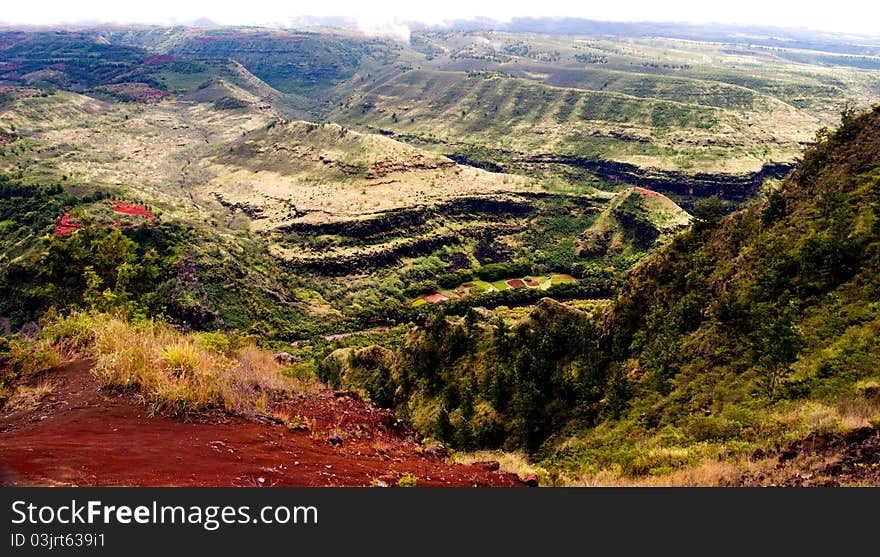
xmin=321 ymin=107 xmax=880 ymax=485
xmin=578 ymin=187 xmax=692 ymax=259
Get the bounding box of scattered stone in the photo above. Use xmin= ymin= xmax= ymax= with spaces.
xmin=472 ymin=460 xmax=501 ymax=472
xmin=328 ymin=433 xmax=344 ymax=447
xmin=423 ymin=444 xmax=450 ymax=461
xmin=523 ymin=474 xmax=539 ymax=487
xmin=274 ymin=352 xmax=298 ymax=364
xmin=333 ymin=390 xmax=362 ymax=402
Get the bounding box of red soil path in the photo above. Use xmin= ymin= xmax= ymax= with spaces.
xmin=0 ymin=361 xmax=523 ymax=487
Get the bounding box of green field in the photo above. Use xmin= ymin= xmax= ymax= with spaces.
xmin=412 ymin=274 xmax=578 ymax=305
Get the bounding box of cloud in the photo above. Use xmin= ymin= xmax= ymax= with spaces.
xmin=356 ymin=16 xmax=411 ymax=43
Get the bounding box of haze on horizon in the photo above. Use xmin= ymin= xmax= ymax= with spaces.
xmin=2 ymin=1 xmax=880 ymax=38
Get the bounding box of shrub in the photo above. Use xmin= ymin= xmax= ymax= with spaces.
xmin=198 ymin=331 xmax=244 ymax=358
xmin=397 ymin=472 xmax=418 ymax=487
xmin=41 ymin=310 xmax=97 ymax=355
xmin=161 ymin=343 xmax=202 ymax=378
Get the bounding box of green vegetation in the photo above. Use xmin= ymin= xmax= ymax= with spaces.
xmin=321 ymin=107 xmax=880 ymax=482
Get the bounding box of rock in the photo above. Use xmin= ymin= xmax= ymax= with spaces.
xmin=423 ymin=444 xmax=450 ymax=461
xmin=274 ymin=352 xmax=298 ymax=364
xmin=414 ymin=312 xmax=429 ymax=327
xmin=333 ymin=390 xmax=362 ymax=402
xmin=523 ymin=474 xmax=539 ymax=487
xmin=328 ymin=433 xmax=343 ymax=447
xmin=823 ymin=462 xmax=844 ymax=476
xmin=19 ymin=321 xmax=39 ymax=340
xmin=472 ymin=460 xmax=500 ymax=472
xmin=377 ymin=474 xmax=397 ymax=486
xmin=778 ymin=448 xmax=798 ymax=462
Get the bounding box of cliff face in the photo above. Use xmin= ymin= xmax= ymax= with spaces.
xmin=444 ymin=150 xmax=794 ymax=201
xmin=519 ymin=155 xmax=796 ymax=200
xmin=272 ymin=196 xmax=537 ymax=275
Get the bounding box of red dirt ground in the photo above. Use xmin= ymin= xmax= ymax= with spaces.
xmin=525 ymin=278 xmax=541 ymax=287
xmin=0 ymin=361 xmax=523 ymax=487
xmin=421 ymin=293 xmax=450 ymax=304
xmin=111 ymin=201 xmax=154 ymax=218
xmin=633 ymin=187 xmax=659 ymax=197
xmin=54 ymin=212 xmax=82 ymax=236
xmin=54 ymin=201 xmax=155 ymax=236
xmin=506 ymin=279 xmax=526 ymax=289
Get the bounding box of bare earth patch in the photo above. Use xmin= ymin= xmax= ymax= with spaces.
xmin=0 ymin=360 xmax=524 ymax=487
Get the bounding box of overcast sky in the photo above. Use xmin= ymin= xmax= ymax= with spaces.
xmin=3 ymin=1 xmax=879 ymax=37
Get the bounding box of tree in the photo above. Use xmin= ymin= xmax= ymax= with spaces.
xmin=691 ymin=196 xmax=725 ymax=231
xmin=38 ymin=225 xmax=160 ymax=314
xmin=752 ymin=312 xmax=802 ymax=401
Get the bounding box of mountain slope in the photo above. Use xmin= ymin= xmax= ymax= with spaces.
xmin=324 ymin=107 xmax=880 ymax=484
xmin=578 ymin=186 xmax=692 ymax=258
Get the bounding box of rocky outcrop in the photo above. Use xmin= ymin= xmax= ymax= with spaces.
xmin=518 ymin=155 xmax=795 ymax=201
xmin=445 ymin=153 xmax=505 ymax=173
xmin=278 ymin=196 xmax=534 ymax=243
xmin=212 ymin=192 xmax=266 ymax=219
xmin=279 ymin=206 xmax=431 ymax=243
xmin=283 ymin=233 xmax=463 ymax=275
xmin=366 ymin=153 xmax=454 ymax=178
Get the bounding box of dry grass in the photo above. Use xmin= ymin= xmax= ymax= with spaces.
xmin=575 ymin=458 xmax=753 ymax=487
xmin=451 ymin=449 xmax=537 ymax=478
xmin=44 ymin=311 xmax=314 ymax=417
xmin=4 ymin=380 xmax=55 ymax=413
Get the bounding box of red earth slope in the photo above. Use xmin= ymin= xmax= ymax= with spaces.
xmin=0 ymin=361 xmax=523 ymax=487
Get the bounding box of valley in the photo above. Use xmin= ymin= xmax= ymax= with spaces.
xmin=2 ymin=20 xmax=880 ymax=486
